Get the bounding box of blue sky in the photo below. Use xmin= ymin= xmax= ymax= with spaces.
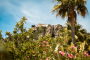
xmin=0 ymin=0 xmax=90 ymax=38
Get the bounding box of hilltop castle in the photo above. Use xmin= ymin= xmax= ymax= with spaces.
xmin=31 ymin=23 xmax=66 ymax=39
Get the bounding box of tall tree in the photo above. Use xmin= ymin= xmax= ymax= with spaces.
xmin=52 ymin=0 xmax=88 ymax=46
xmin=13 ymin=16 xmax=27 ymax=47
xmin=66 ymin=21 xmax=87 ymax=42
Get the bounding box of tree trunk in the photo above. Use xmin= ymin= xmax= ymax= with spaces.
xmin=71 ymin=18 xmax=75 ymax=46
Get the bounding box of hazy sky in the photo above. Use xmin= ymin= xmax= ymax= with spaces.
xmin=0 ymin=0 xmax=90 ymax=38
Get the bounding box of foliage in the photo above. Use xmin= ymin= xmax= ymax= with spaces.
xmin=66 ymin=21 xmax=87 ymax=43
xmin=52 ymin=0 xmax=88 ymax=46
xmin=0 ymin=17 xmax=90 ymax=60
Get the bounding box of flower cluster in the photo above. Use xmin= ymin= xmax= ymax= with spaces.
xmin=84 ymin=52 xmax=89 ymax=57
xmin=43 ymin=51 xmax=46 ymax=54
xmin=70 ymin=46 xmax=75 ymax=49
xmin=39 ymin=41 xmax=50 ymax=47
xmin=68 ymin=53 xmax=73 ymax=58
xmin=40 ymin=58 xmax=49 ymax=60
xmin=27 ymin=40 xmax=90 ymax=60
xmin=38 ymin=41 xmax=51 ymax=60
xmin=59 ymin=51 xmax=65 ymax=56
xmin=66 ymin=39 xmax=68 ymax=42
xmin=46 ymin=58 xmax=48 ymax=60
xmin=68 ymin=46 xmax=76 ymax=52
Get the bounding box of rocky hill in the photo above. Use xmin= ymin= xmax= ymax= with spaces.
xmin=31 ymin=23 xmax=66 ymax=39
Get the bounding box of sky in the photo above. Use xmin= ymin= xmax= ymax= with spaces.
xmin=0 ymin=0 xmax=90 ymax=38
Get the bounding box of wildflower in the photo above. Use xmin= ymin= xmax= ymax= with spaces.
xmin=66 ymin=39 xmax=68 ymax=42
xmin=84 ymin=52 xmax=88 ymax=56
xmin=39 ymin=45 xmax=41 ymax=47
xmin=46 ymin=58 xmax=48 ymax=60
xmin=47 ymin=44 xmax=49 ymax=47
xmin=43 ymin=51 xmax=46 ymax=53
xmin=59 ymin=51 xmax=62 ymax=53
xmin=33 ymin=51 xmax=35 ymax=53
xmin=84 ymin=52 xmax=87 ymax=55
xmin=46 ymin=42 xmax=49 ymax=44
xmin=59 ymin=51 xmax=65 ymax=56
xmin=43 ymin=41 xmax=46 ymax=43
xmin=68 ymin=53 xmax=73 ymax=58
xmin=62 ymin=53 xmax=65 ymax=56
xmin=40 ymin=59 xmax=42 ymax=60
xmin=27 ymin=56 xmax=29 ymax=58
xmin=71 ymin=54 xmax=73 ymax=57
xmin=86 ymin=53 xmax=88 ymax=56
xmin=70 ymin=46 xmax=75 ymax=49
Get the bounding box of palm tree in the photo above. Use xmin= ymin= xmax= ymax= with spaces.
xmin=52 ymin=0 xmax=88 ymax=46
xmin=66 ymin=21 xmax=87 ymax=42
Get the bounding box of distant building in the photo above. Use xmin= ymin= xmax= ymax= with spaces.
xmin=37 ymin=23 xmax=48 ymax=27
xmin=31 ymin=25 xmax=37 ymax=30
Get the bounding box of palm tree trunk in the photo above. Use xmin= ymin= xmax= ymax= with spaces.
xmin=71 ymin=18 xmax=75 ymax=46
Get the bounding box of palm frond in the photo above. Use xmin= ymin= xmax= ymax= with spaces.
xmin=52 ymin=3 xmax=62 ymax=12
xmin=77 ymin=0 xmax=87 ymax=5
xmin=56 ymin=8 xmax=68 ymax=18
xmin=76 ymin=4 xmax=88 ymax=17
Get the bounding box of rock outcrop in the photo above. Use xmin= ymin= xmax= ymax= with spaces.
xmin=31 ymin=23 xmax=66 ymax=39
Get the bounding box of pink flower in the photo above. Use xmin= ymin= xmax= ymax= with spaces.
xmin=59 ymin=51 xmax=62 ymax=53
xmin=46 ymin=58 xmax=48 ymax=60
xmin=43 ymin=44 xmax=45 ymax=47
xmin=84 ymin=52 xmax=87 ymax=55
xmin=86 ymin=53 xmax=88 ymax=56
xmin=27 ymin=56 xmax=29 ymax=58
xmin=66 ymin=39 xmax=68 ymax=42
xmin=68 ymin=54 xmax=70 ymax=56
xmin=62 ymin=53 xmax=65 ymax=56
xmin=70 ymin=46 xmax=75 ymax=49
xmin=71 ymin=54 xmax=73 ymax=57
xmin=33 ymin=51 xmax=35 ymax=53
xmin=59 ymin=51 xmax=65 ymax=56
xmin=40 ymin=59 xmax=42 ymax=60
xmin=46 ymin=42 xmax=49 ymax=44
xmin=47 ymin=44 xmax=49 ymax=47
xmin=84 ymin=52 xmax=88 ymax=56
xmin=43 ymin=41 xmax=46 ymax=43
xmin=59 ymin=44 xmax=60 ymax=45
xmin=68 ymin=53 xmax=73 ymax=58
xmin=43 ymin=51 xmax=46 ymax=53
xmin=39 ymin=45 xmax=41 ymax=47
